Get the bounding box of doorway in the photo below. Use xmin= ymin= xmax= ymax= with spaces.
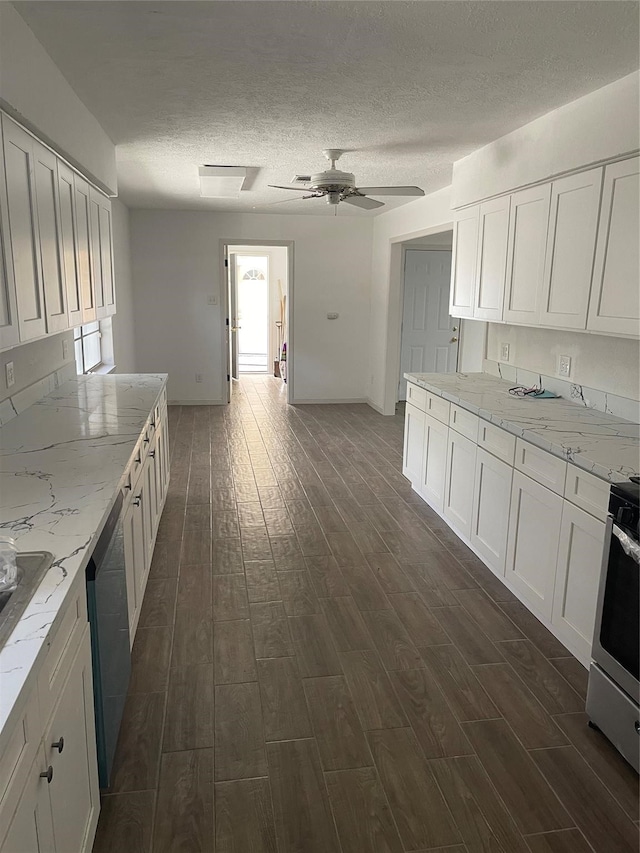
xmin=398 ymin=236 xmax=457 ymax=401
xmin=222 ymin=241 xmax=292 ymax=403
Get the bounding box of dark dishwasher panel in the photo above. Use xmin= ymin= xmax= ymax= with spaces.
xmin=86 ymin=491 xmax=131 ymax=789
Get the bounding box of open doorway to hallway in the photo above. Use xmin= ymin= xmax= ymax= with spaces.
xmin=398 ymin=232 xmax=457 ymax=402
xmin=223 ymin=241 xmax=292 ymax=403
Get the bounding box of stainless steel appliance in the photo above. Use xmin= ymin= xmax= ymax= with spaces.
xmin=586 ymin=477 xmax=639 ymax=773
xmin=86 ymin=492 xmax=131 ymax=788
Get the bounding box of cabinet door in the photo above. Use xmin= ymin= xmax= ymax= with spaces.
xmin=2 ymin=117 xmax=47 ymax=341
xmin=0 ymin=126 xmax=19 ymax=350
xmin=73 ymin=175 xmax=96 ymax=324
xmin=0 ymin=751 xmax=55 ymax=853
xmin=89 ymin=188 xmax=105 ymax=318
xmin=122 ymin=491 xmax=138 ymax=636
xmin=540 ymin=168 xmax=603 ymax=330
xmin=552 ymin=503 xmax=605 ymax=665
xmin=99 ymin=197 xmax=116 ymax=315
xmin=153 ymin=423 xmax=166 ymax=517
xmin=443 ymin=429 xmax=477 ymax=537
xmin=419 ymin=413 xmax=449 ymax=512
xmin=506 ymin=471 xmax=563 ymax=619
xmin=503 ymin=184 xmax=551 ymax=326
xmin=473 ymin=196 xmax=510 ymax=321
xmin=449 ymin=205 xmax=479 ymax=318
xmin=587 ymin=156 xmax=640 ymax=337
xmin=57 ymin=162 xmax=82 ymax=327
xmin=45 ymin=627 xmax=99 ymax=853
xmin=32 ymin=141 xmax=68 ymax=334
xmin=470 ymin=448 xmax=513 ymax=575
xmin=402 ymin=401 xmax=426 ymax=487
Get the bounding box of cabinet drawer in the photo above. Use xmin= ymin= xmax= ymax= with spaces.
xmin=477 ymin=420 xmax=516 ymax=465
xmin=37 ymin=577 xmax=87 ymax=725
xmin=514 ymin=439 xmax=567 ymax=494
xmin=449 ymin=404 xmax=478 ymax=441
xmin=425 ymin=393 xmax=450 ymax=425
xmin=0 ymin=692 xmax=41 ymax=828
xmin=564 ymin=466 xmax=609 ymax=522
xmin=406 ymin=383 xmax=427 ymax=412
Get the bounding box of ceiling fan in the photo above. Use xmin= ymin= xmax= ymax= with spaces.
xmin=266 ymin=149 xmax=425 ymax=209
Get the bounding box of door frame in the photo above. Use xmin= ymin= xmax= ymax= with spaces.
xmin=220 ymin=239 xmax=294 ymax=404
xmin=398 ymin=246 xmax=458 ymax=402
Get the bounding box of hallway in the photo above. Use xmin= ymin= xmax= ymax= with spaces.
xmin=92 ymin=376 xmax=638 ymax=853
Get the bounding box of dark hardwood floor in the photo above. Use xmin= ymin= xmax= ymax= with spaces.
xmin=92 ymin=375 xmax=639 ymax=853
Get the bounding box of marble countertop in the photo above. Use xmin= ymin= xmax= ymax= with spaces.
xmin=405 ymin=372 xmax=639 ymax=483
xmin=0 ymin=373 xmax=167 ymax=737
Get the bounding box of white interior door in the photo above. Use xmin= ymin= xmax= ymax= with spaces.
xmin=225 ymin=249 xmax=238 ymax=401
xmin=399 ymin=249 xmax=457 ymax=400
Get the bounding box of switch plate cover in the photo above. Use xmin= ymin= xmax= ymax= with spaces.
xmin=5 ymin=361 xmax=14 ymax=388
xmin=558 ymin=354 xmax=572 ymax=377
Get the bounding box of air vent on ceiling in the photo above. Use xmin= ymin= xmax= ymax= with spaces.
xmin=199 ymin=165 xmax=247 ymax=197
xmin=292 ymin=174 xmax=312 ymax=184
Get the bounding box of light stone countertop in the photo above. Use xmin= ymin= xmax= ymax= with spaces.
xmin=405 ymin=372 xmax=640 ymax=484
xmin=0 ymin=373 xmax=167 ymax=737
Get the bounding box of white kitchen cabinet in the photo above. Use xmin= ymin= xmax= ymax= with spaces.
xmin=443 ymin=429 xmax=477 ymax=537
xmin=587 ymin=156 xmax=640 ymax=337
xmin=0 ymin=126 xmax=19 ymax=350
xmin=540 ymin=168 xmax=603 ymax=330
xmin=419 ymin=413 xmax=449 ymax=511
xmin=56 ymin=162 xmax=83 ymax=328
xmin=450 ymin=204 xmax=479 ymax=318
xmin=402 ymin=401 xmax=426 ymax=487
xmin=2 ymin=117 xmax=47 ymax=341
xmin=44 ymin=627 xmax=99 ymax=853
xmin=471 ymin=447 xmax=513 ymax=575
xmin=506 ymin=470 xmax=563 ymax=619
xmin=89 ymin=189 xmax=115 ymax=320
xmin=0 ymin=751 xmax=55 ymax=853
xmin=99 ymin=198 xmax=116 ymax=316
xmin=552 ymin=503 xmax=605 ymax=665
xmin=503 ymin=184 xmax=551 ymax=326
xmin=473 ymin=196 xmax=510 ymax=321
xmin=73 ymin=174 xmax=96 ymax=324
xmin=124 ymin=464 xmax=149 ymax=640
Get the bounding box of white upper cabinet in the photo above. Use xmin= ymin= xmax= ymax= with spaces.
xmin=73 ymin=175 xmax=96 ymax=324
xmin=450 ymin=205 xmax=479 ymax=318
xmin=2 ymin=117 xmax=48 ymax=341
xmin=539 ymin=168 xmax=603 ymax=330
xmin=57 ymin=161 xmax=83 ymax=328
xmin=32 ymin=141 xmax=68 ymax=334
xmin=587 ymin=156 xmax=640 ymax=337
xmin=503 ymin=184 xmax=551 ymax=326
xmin=0 ymin=125 xmax=20 ymax=350
xmin=473 ymin=196 xmax=510 ymax=321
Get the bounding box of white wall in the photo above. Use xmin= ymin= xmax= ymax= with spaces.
xmin=0 ymin=5 xmax=117 ymax=194
xmin=487 ymin=324 xmax=640 ymax=402
xmin=453 ymin=71 xmax=640 ymax=208
xmin=110 ymin=200 xmax=136 ymax=372
xmin=130 ymin=210 xmax=373 ymax=404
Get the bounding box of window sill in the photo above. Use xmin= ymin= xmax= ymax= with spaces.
xmin=88 ymin=363 xmax=116 ymax=376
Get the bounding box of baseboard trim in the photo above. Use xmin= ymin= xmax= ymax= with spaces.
xmin=291 ymin=397 xmax=368 ymax=405
xmin=366 ymin=397 xmax=386 ymax=415
xmin=168 ymin=399 xmax=226 ymax=406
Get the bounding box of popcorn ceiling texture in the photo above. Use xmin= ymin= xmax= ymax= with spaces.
xmin=14 ymin=0 xmax=639 ymax=214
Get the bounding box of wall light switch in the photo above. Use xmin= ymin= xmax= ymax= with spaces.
xmin=327 ymin=312 xmax=339 ymax=320
xmin=207 ymin=294 xmax=218 ymax=306
xmin=558 ymin=354 xmax=572 ymax=378
xmin=500 ymin=343 xmax=510 ymax=361
xmin=62 ymin=338 xmax=69 ymax=360
xmin=5 ymin=361 xmax=14 ymax=388
xmin=195 ymin=373 xmax=203 ymax=383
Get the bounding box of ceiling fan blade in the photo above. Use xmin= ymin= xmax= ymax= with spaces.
xmin=253 ymin=195 xmax=318 ymax=208
xmin=343 ymin=195 xmax=384 ymax=210
xmin=356 ymin=186 xmax=425 ymax=196
xmin=268 ymin=184 xmax=317 ymax=192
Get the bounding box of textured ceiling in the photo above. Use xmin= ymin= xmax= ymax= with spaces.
xmin=14 ymin=1 xmax=639 ymax=215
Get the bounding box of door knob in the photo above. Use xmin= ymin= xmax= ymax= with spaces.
xmin=452 ymin=326 xmax=458 ymax=332
xmin=450 ymin=337 xmax=458 ymax=343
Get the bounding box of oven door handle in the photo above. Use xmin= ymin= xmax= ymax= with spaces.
xmin=612 ymin=524 xmax=640 ymax=564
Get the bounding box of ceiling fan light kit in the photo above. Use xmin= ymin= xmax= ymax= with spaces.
xmin=266 ymin=149 xmax=425 ymax=210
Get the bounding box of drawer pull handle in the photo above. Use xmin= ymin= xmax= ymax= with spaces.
xmin=135 ymin=454 xmax=141 ymax=464
xmin=149 ymin=451 xmax=156 ymax=458
xmin=124 ymin=482 xmax=132 ymax=491
xmin=51 ymin=737 xmax=64 ymax=754
xmin=635 ymin=721 xmax=639 ymax=735
xmin=40 ymin=766 xmax=54 ymax=784
xmin=133 ymin=495 xmax=142 ymax=507
xmin=144 ymin=437 xmax=150 ymax=444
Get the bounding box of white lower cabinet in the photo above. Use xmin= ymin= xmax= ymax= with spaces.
xmin=552 ymin=503 xmax=605 ymax=662
xmin=419 ymin=413 xmax=449 ymax=511
xmin=506 ymin=470 xmax=563 ymax=619
xmin=0 ymin=749 xmax=55 ymax=853
xmin=402 ymin=402 xmax=425 ymax=487
xmin=443 ymin=430 xmax=477 ymax=538
xmin=471 ymin=448 xmax=513 ymax=575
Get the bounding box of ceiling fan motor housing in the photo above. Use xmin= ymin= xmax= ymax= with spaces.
xmin=310 ymin=169 xmax=356 ymax=191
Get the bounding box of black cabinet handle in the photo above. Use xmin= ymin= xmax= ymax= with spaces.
xmin=133 ymin=495 xmax=142 ymax=507
xmin=149 ymin=451 xmax=156 ymax=458
xmin=124 ymin=482 xmax=132 ymax=491
xmin=51 ymin=737 xmax=64 ymax=754
xmin=135 ymin=454 xmax=141 ymax=464
xmin=635 ymin=721 xmax=639 ymax=735
xmin=40 ymin=766 xmax=54 ymax=784
xmin=144 ymin=436 xmax=150 ymax=444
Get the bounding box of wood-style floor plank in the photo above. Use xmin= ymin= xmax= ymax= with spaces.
xmin=153 ymin=749 xmax=214 ymax=853
xmin=244 ymin=559 xmax=281 ymax=602
xmin=213 ymin=573 xmax=250 ymax=621
xmin=388 ymin=591 xmax=450 ymax=646
xmin=497 ymin=640 xmax=583 ymax=714
xmin=361 ymin=608 xmax=424 ymax=670
xmin=128 ymin=626 xmax=172 ymax=694
xmin=453 ymin=588 xmax=524 ymax=641
xmin=267 ymin=738 xmax=341 ymax=853
xmin=163 ymin=664 xmax=214 ymax=752
xmin=257 ymin=657 xmax=312 ymax=742
xmin=213 ymin=619 xmax=257 ymax=684
xmin=215 ymin=778 xmax=278 ymax=853
xmin=339 ymin=649 xmax=408 ymax=730
xmin=303 ymin=675 xmax=373 ymax=770
xmin=137 ymin=578 xmax=177 ymax=628
xmin=432 ymin=606 xmax=504 ymax=665
xmin=420 ymin=644 xmax=500 ymax=722
xmin=214 ymin=682 xmax=267 ymax=781
xmin=523 ymin=828 xmax=595 ymax=853
xmin=320 ymin=595 xmax=374 ymax=651
xmin=251 ymin=602 xmax=295 ymax=658
xmin=109 ymin=692 xmax=165 ymax=793
xmin=287 ymin=613 xmax=342 ymax=676
xmin=92 ymin=791 xmax=154 ymax=853
xmin=277 ymin=570 xmax=321 ymax=615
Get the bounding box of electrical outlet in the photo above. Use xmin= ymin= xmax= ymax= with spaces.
xmin=62 ymin=338 xmax=69 ymax=360
xmin=207 ymin=294 xmax=218 ymax=306
xmin=500 ymin=343 xmax=510 ymax=361
xmin=5 ymin=361 xmax=14 ymax=388
xmin=195 ymin=373 xmax=203 ymax=383
xmin=558 ymin=354 xmax=572 ymax=378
